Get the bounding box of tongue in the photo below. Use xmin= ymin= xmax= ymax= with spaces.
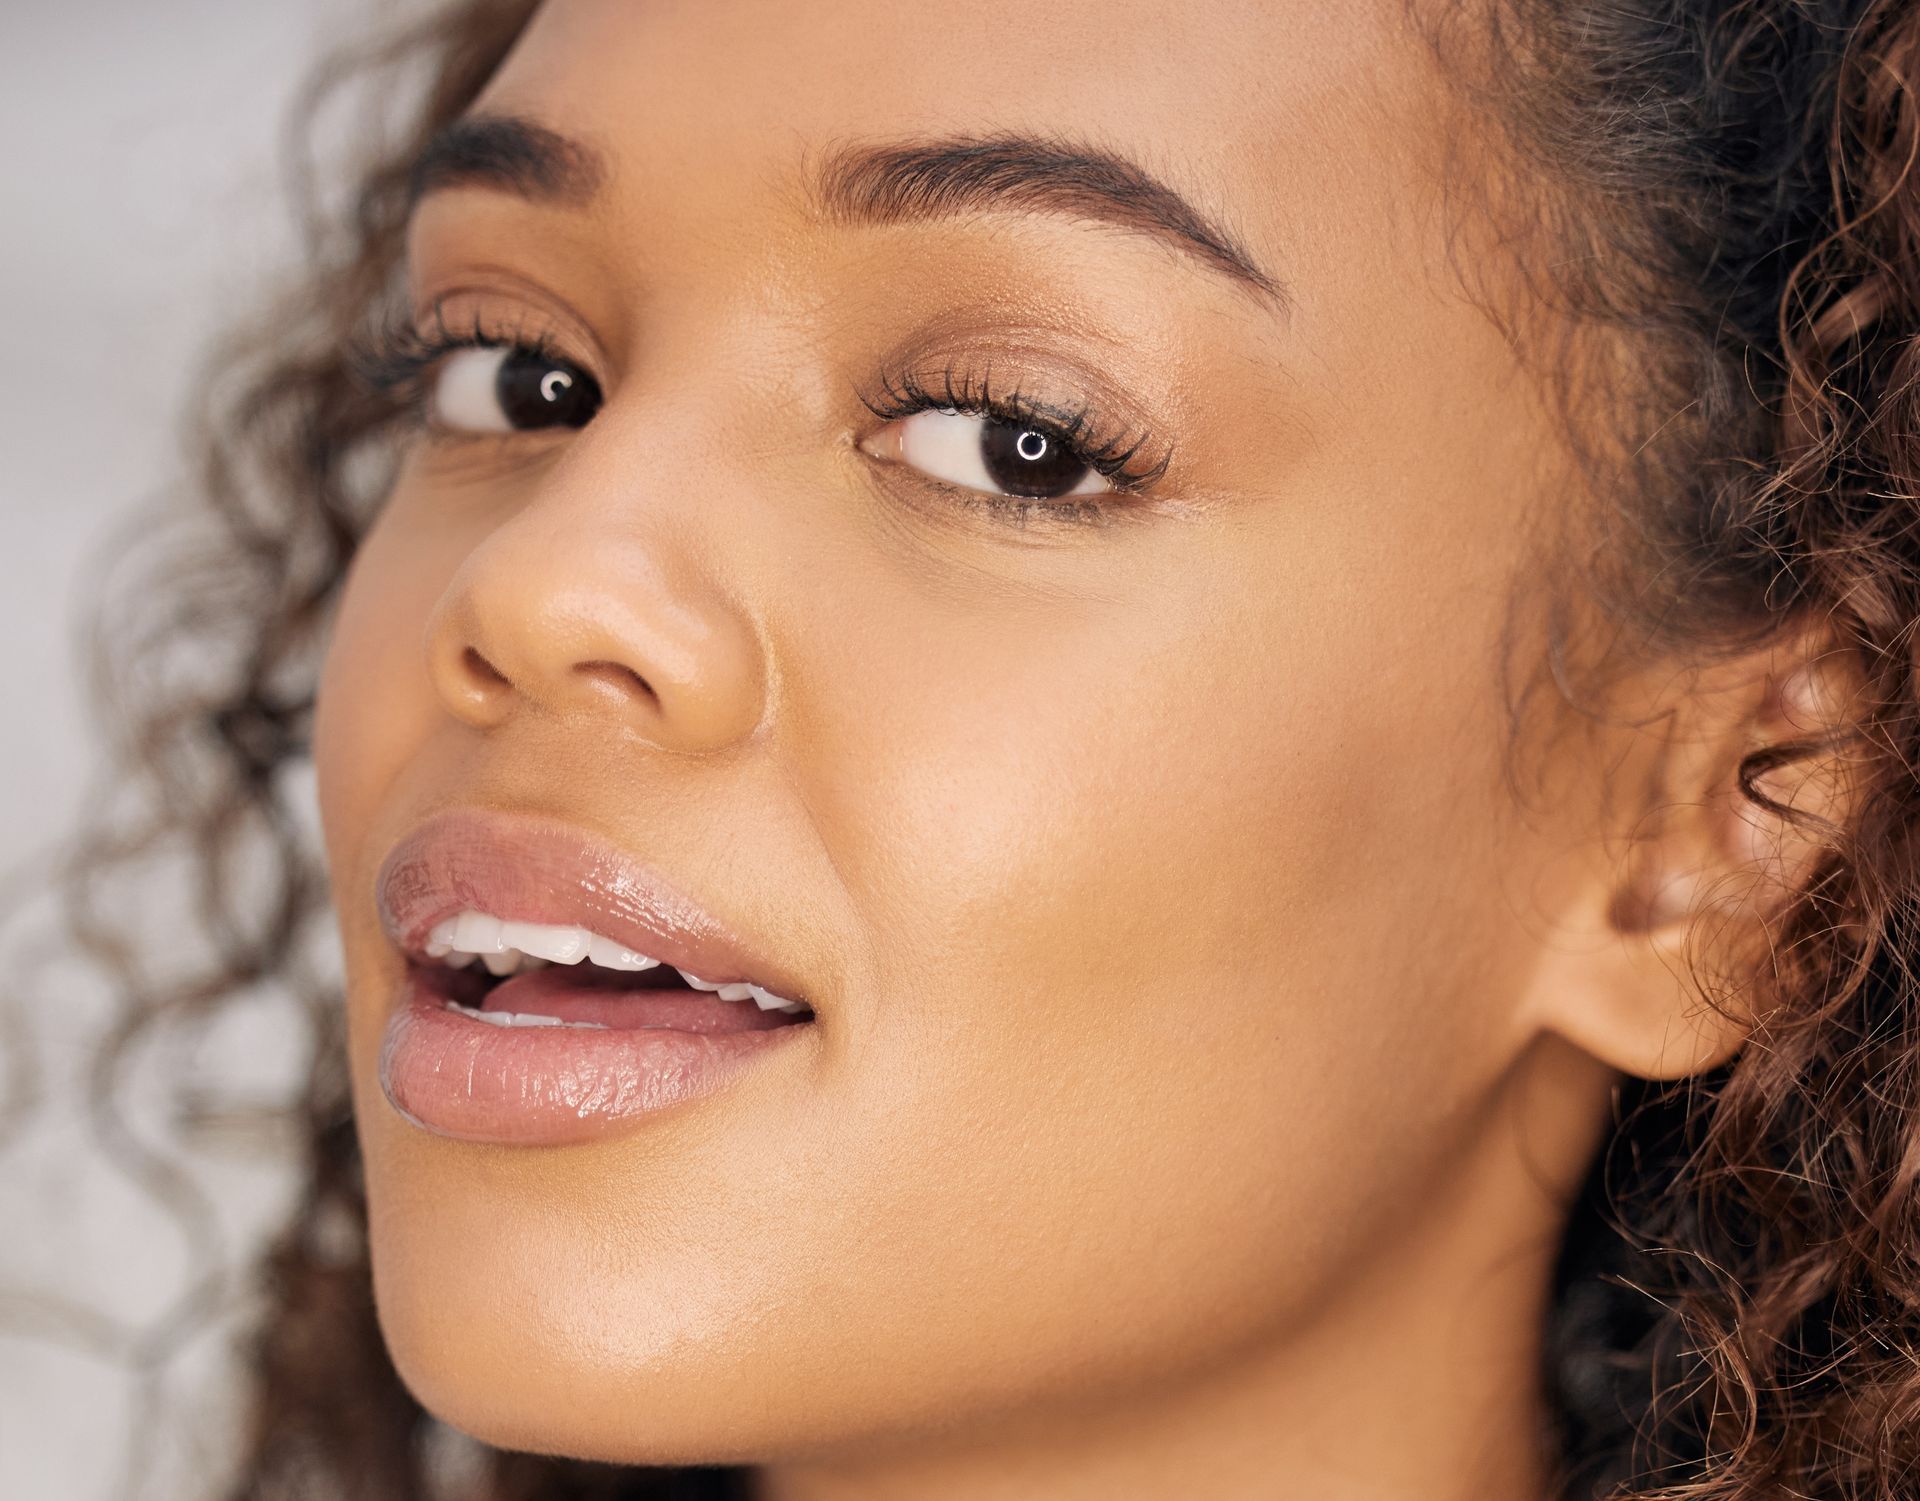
xmin=481 ymin=966 xmax=801 ymax=1032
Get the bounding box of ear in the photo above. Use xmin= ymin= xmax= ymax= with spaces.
xmin=1518 ymin=630 xmax=1859 ymax=1081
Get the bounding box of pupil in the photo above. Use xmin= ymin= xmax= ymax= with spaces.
xmin=495 ymin=348 xmax=602 ymax=430
xmin=980 ymin=420 xmax=1091 ymax=498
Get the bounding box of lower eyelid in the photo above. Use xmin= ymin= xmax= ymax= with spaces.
xmin=877 ymin=466 xmax=1105 ymax=527
xmin=857 ymin=432 xmax=1122 ymax=535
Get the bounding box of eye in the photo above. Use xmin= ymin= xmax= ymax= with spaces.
xmin=428 ymin=344 xmax=603 ymax=434
xmin=881 ymin=409 xmax=1111 ymax=500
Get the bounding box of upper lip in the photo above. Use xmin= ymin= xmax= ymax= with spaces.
xmin=375 ymin=807 xmax=806 ymax=999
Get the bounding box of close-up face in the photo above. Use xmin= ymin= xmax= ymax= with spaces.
xmin=309 ymin=0 xmax=1725 ymax=1477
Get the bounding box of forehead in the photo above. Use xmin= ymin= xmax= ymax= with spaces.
xmin=475 ymin=0 xmax=1440 ymax=263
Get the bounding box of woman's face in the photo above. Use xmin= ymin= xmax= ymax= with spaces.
xmin=313 ymin=0 xmax=1637 ymax=1476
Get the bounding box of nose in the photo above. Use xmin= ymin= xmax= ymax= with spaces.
xmin=423 ymin=501 xmax=766 ymax=755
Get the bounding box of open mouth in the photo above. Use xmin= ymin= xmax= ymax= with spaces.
xmin=375 ymin=810 xmax=816 ymax=1141
xmin=410 ymin=910 xmax=814 ymax=1033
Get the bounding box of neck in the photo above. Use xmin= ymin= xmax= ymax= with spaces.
xmin=757 ymin=1037 xmax=1614 ymax=1501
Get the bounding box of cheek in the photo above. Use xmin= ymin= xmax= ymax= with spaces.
xmin=312 ymin=480 xmax=487 ymax=904
xmin=804 ymin=525 xmax=1521 ymax=1070
xmin=312 ymin=511 xmax=443 ymax=865
xmin=311 ymin=499 xmax=466 ymax=1153
xmin=727 ymin=538 xmax=1534 ymax=1414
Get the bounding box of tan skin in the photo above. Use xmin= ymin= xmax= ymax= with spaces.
xmin=310 ymin=2 xmax=1845 ymax=1496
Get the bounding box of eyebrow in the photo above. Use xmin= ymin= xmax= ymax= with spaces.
xmin=406 ymin=115 xmax=605 ymax=211
xmin=814 ymin=135 xmax=1286 ymax=307
xmin=406 ymin=115 xmax=1285 ymax=307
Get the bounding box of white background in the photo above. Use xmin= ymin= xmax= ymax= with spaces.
xmin=0 ymin=5 xmax=378 ymax=1496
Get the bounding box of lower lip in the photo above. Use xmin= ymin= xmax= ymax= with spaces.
xmin=378 ymin=972 xmax=806 ymax=1145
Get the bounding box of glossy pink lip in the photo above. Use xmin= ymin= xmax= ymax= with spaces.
xmin=372 ymin=808 xmax=812 ymax=1145
xmin=377 ymin=807 xmax=804 ymax=992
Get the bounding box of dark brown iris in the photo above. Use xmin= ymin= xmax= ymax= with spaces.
xmin=495 ymin=348 xmax=602 ymax=429
xmin=979 ymin=420 xmax=1092 ymax=497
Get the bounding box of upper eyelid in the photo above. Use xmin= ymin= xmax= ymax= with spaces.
xmin=418 ymin=301 xmax=580 ymax=367
xmin=378 ymin=279 xmax=608 ymax=367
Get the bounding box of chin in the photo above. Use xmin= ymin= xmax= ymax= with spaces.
xmin=368 ymin=1226 xmax=801 ymax=1465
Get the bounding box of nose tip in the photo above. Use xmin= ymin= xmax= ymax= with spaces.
xmin=424 ymin=538 xmax=766 ymax=754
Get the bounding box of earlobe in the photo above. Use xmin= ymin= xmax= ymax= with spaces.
xmin=1531 ymin=856 xmax=1756 ymax=1083
xmin=1521 ymin=638 xmax=1860 ymax=1082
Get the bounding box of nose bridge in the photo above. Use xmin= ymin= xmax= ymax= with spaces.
xmin=423 ymin=440 xmax=767 ymax=753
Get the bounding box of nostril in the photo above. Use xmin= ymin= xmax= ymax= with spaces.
xmin=464 ymin=646 xmax=511 ymax=688
xmin=576 ymin=659 xmax=660 ymax=706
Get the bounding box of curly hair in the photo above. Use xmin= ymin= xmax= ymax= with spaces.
xmin=36 ymin=0 xmax=1920 ymax=1496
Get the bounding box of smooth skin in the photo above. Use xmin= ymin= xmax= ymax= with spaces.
xmin=311 ymin=2 xmax=1841 ymax=1497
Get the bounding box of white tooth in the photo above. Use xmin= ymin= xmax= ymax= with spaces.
xmin=452 ymin=909 xmax=505 ymax=954
xmin=424 ymin=941 xmax=452 ymax=958
xmin=482 ymin=948 xmax=522 ymax=977
xmin=714 ymin=983 xmax=752 ymax=1002
xmin=586 ymin=933 xmax=660 ymax=971
xmin=444 ymin=950 xmax=476 ymax=969
xmin=520 ymin=955 xmax=551 ymax=970
xmin=427 ymin=917 xmax=459 ymax=948
xmin=500 ymin=920 xmax=589 ymax=964
xmin=445 ymin=1000 xmax=606 ymax=1030
xmin=746 ymin=984 xmax=793 ymax=1011
xmin=678 ymin=970 xmax=724 ymax=992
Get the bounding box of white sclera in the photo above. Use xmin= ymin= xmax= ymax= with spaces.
xmin=429 ymin=346 xmax=514 ymax=433
xmin=894 ymin=408 xmax=1108 ymax=499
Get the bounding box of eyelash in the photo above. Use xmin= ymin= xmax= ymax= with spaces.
xmin=350 ymin=307 xmax=1174 ymax=526
xmin=350 ymin=301 xmax=575 ymax=426
xmin=858 ymin=365 xmax=1172 ymax=524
